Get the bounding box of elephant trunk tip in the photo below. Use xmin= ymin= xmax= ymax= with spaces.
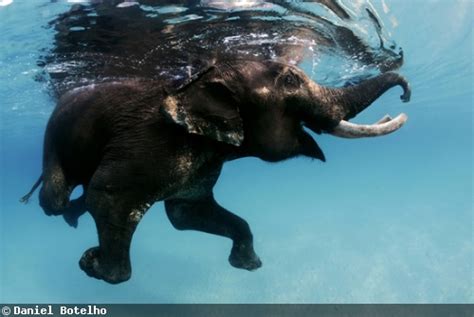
xmin=384 ymin=72 xmax=411 ymax=103
xmin=397 ymin=75 xmax=411 ymax=103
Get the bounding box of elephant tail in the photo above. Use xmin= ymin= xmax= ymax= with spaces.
xmin=20 ymin=174 xmax=43 ymax=204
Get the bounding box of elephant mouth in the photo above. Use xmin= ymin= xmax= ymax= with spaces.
xmin=328 ymin=113 xmax=408 ymax=138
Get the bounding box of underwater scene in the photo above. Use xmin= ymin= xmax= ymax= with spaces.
xmin=0 ymin=0 xmax=472 ymax=303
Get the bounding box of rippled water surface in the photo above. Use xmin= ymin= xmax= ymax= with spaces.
xmin=0 ymin=0 xmax=472 ymax=303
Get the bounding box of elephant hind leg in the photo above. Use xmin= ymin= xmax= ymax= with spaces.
xmin=62 ymin=193 xmax=88 ymax=228
xmin=81 ymin=184 xmax=151 ymax=284
xmin=39 ymin=164 xmax=73 ymax=216
xmin=165 ymin=196 xmax=262 ymax=271
xmin=39 ymin=161 xmax=88 ymax=225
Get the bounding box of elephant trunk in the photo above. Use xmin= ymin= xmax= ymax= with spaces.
xmin=321 ymin=72 xmax=411 ymax=121
xmin=304 ymin=72 xmax=411 ymax=138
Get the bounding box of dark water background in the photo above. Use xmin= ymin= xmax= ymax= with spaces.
xmin=0 ymin=0 xmax=472 ymax=303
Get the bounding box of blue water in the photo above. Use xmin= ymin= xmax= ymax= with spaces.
xmin=0 ymin=0 xmax=472 ymax=303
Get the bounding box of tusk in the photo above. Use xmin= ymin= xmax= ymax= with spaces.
xmin=375 ymin=114 xmax=392 ymax=124
xmin=329 ymin=113 xmax=408 ymax=138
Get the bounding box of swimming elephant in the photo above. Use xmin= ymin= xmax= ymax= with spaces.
xmin=22 ymin=59 xmax=410 ymax=284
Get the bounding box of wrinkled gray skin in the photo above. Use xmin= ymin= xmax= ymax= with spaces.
xmin=23 ymin=59 xmax=410 ymax=284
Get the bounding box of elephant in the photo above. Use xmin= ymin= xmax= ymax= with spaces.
xmin=21 ymin=59 xmax=410 ymax=284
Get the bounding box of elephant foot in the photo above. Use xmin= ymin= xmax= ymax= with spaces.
xmin=228 ymin=243 xmax=262 ymax=271
xmin=63 ymin=212 xmax=79 ymax=228
xmin=63 ymin=196 xmax=87 ymax=228
xmin=79 ymin=247 xmax=131 ymax=284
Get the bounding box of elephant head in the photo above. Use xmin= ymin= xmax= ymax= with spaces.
xmin=161 ymin=60 xmax=411 ymax=162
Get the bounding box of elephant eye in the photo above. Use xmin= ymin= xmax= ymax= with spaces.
xmin=282 ymin=72 xmax=302 ymax=88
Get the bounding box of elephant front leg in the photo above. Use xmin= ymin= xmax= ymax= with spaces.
xmin=80 ymin=189 xmax=149 ymax=284
xmin=165 ymin=196 xmax=262 ymax=271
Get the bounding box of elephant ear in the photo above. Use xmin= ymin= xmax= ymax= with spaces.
xmin=161 ymin=75 xmax=244 ymax=146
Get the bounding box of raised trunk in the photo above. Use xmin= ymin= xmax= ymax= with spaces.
xmin=321 ymin=72 xmax=411 ymax=120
